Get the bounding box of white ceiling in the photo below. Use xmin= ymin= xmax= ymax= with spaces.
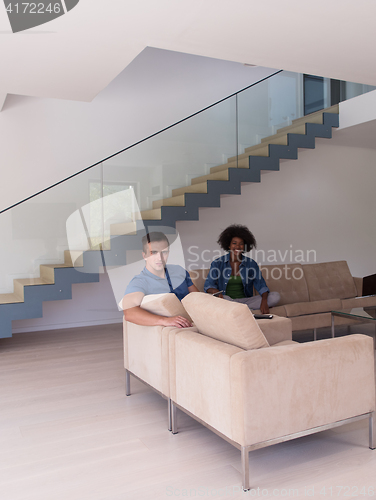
xmin=0 ymin=0 xmax=375 ymax=104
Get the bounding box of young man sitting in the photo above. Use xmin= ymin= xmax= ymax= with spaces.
xmin=121 ymin=232 xmax=198 ymax=327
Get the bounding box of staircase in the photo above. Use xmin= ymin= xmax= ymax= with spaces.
xmin=0 ymin=105 xmax=339 ymax=339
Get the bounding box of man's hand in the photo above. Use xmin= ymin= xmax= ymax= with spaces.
xmin=159 ymin=315 xmax=192 ymax=328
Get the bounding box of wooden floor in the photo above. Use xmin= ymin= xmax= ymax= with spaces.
xmin=0 ymin=323 xmax=375 ymax=500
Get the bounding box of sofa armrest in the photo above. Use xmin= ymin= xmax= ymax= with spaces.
xmin=353 ymin=276 xmax=363 ymax=297
xmin=230 ymin=335 xmax=375 ymax=446
xmin=125 ymin=321 xmax=197 ymax=397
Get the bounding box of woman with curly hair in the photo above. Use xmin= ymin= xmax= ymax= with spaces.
xmin=204 ymin=224 xmax=280 ymax=314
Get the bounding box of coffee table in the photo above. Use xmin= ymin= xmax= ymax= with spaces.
xmin=331 ymin=307 xmax=376 ymax=347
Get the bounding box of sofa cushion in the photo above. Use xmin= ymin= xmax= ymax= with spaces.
xmin=182 ymin=292 xmax=269 ymax=350
xmin=252 ymin=305 xmax=287 ymax=317
xmin=303 ymin=261 xmax=357 ymax=301
xmin=260 ymin=264 xmax=309 ymax=306
xmin=284 ymin=298 xmax=342 ymax=317
xmin=141 ymin=293 xmax=192 ymax=321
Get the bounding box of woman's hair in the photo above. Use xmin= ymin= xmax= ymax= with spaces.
xmin=217 ymin=224 xmax=257 ymax=252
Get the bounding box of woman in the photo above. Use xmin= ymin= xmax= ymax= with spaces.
xmin=204 ymin=224 xmax=280 ymax=314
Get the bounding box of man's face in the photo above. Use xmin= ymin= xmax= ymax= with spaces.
xmin=142 ymin=240 xmax=169 ymax=275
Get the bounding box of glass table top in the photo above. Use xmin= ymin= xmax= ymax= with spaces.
xmin=331 ymin=307 xmax=376 ymax=321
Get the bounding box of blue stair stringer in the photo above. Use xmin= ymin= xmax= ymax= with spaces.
xmin=0 ymin=111 xmax=339 ymax=339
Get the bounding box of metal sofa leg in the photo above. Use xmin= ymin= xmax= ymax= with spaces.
xmin=171 ymin=401 xmax=178 ymax=434
xmin=241 ymin=446 xmax=250 ymax=491
xmin=125 ymin=369 xmax=131 ymax=396
xmin=370 ymin=412 xmax=375 ymax=450
xmin=168 ymin=398 xmax=172 ymax=431
xmin=313 ymin=328 xmax=317 ymax=341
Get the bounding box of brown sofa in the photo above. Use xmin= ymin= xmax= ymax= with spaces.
xmin=190 ymin=260 xmax=376 ymax=336
xmin=123 ymin=292 xmax=376 ymax=490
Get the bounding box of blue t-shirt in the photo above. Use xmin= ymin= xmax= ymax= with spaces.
xmin=124 ymin=265 xmax=193 ymax=301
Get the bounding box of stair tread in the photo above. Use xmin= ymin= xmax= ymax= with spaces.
xmin=191 ymin=170 xmax=229 ymax=185
xmin=14 ymin=278 xmax=54 ymax=286
xmin=41 ymin=263 xmax=73 ymax=269
xmin=0 ymin=293 xmax=24 ymax=304
xmin=140 ymin=208 xmax=162 ymax=220
xmin=261 ymin=124 xmax=306 ymax=143
xmin=153 ymin=194 xmax=186 ymax=209
xmin=171 ymin=182 xmax=208 ymax=197
xmin=227 ymin=144 xmax=270 ymax=163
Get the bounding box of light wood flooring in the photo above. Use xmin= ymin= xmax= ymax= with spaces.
xmin=0 ymin=323 xmax=375 ymax=500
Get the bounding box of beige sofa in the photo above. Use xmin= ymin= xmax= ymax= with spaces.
xmin=190 ymin=260 xmax=376 ymax=337
xmin=123 ymin=292 xmax=375 ymax=490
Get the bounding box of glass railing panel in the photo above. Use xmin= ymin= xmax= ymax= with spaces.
xmin=341 ymin=81 xmax=376 ymax=101
xmin=2 ymin=68 xmax=375 ymax=302
xmin=0 ymin=164 xmax=102 ymax=295
xmin=102 ymin=95 xmax=237 ymax=213
xmin=237 ymin=71 xmax=304 ymax=153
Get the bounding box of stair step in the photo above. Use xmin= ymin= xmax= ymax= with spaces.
xmin=210 ymin=157 xmax=249 ymax=174
xmin=191 ymin=170 xmax=229 ymax=185
xmin=0 ymin=293 xmax=24 ymax=305
xmin=261 ymin=123 xmax=306 ymax=144
xmin=277 ymin=104 xmax=339 ymax=133
xmin=40 ymin=263 xmax=70 ymax=282
xmin=110 ymin=222 xmax=138 ymax=236
xmin=153 ymin=194 xmax=185 ymax=209
xmin=140 ymin=208 xmax=162 ymax=220
xmin=14 ymin=278 xmax=54 ymax=286
xmin=64 ymin=250 xmax=84 ymax=267
xmin=172 ymin=182 xmax=208 ymax=197
xmin=227 ymin=143 xmax=270 ymax=163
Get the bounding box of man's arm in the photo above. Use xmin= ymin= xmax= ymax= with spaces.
xmin=123 ymin=306 xmax=192 ymax=328
xmin=121 ymin=291 xmax=192 ymax=328
xmin=188 ymin=284 xmax=199 ymax=293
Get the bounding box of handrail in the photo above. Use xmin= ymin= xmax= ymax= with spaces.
xmin=0 ymin=69 xmax=283 ymax=215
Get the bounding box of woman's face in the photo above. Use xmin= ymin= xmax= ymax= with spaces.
xmin=229 ymin=237 xmax=245 ymax=261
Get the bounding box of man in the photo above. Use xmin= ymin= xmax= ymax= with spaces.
xmin=121 ymin=232 xmax=198 ymax=327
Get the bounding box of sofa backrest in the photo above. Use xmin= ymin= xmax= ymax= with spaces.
xmin=302 ymin=261 xmax=357 ymax=301
xmin=189 ymin=268 xmax=209 ymax=292
xmin=190 ymin=265 xmax=311 ymax=306
xmin=260 ymin=264 xmax=309 ymax=306
xmin=188 ymin=261 xmax=357 ymax=305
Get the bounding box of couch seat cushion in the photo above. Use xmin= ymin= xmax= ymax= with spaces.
xmin=255 ymin=316 xmax=292 ymax=345
xmin=141 ymin=293 xmax=191 ymax=321
xmin=182 ymin=292 xmax=269 ymax=350
xmin=284 ymin=298 xmax=342 ymax=317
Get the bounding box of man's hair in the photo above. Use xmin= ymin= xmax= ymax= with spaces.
xmin=142 ymin=232 xmax=170 ymax=253
xmin=217 ymin=224 xmax=257 ymax=252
